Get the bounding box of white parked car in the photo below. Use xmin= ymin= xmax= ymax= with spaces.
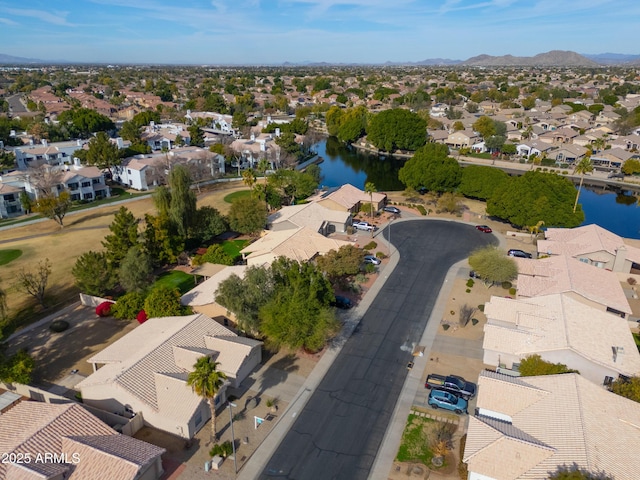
xmin=352 ymin=221 xmax=375 ymax=231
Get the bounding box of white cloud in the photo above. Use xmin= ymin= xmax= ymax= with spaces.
xmin=4 ymin=7 xmax=75 ymax=26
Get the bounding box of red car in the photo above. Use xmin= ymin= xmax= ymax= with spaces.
xmin=475 ymin=225 xmax=492 ymax=233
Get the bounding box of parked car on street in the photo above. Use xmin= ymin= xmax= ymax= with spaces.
xmin=364 ymin=254 xmax=381 ymax=265
xmin=508 ymin=249 xmax=532 ymax=259
xmin=475 ymin=225 xmax=492 ymax=233
xmin=608 ymin=172 xmax=625 ymax=179
xmin=352 ymin=221 xmax=376 ymax=231
xmin=425 ymin=374 xmax=477 ymax=399
xmin=383 ymin=206 xmax=400 ymax=214
xmin=427 ymin=389 xmax=468 ymax=414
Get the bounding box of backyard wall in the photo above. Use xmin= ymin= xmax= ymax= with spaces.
xmin=79 ymin=293 xmax=115 ymax=308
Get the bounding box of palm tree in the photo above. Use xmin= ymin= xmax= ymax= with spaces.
xmin=257 ymin=158 xmax=270 ymax=207
xmin=364 ymin=182 xmax=377 ymax=219
xmin=573 ymin=157 xmax=593 ymax=213
xmin=187 ymin=357 xmax=228 ymax=441
xmin=242 ymin=168 xmax=256 ymax=194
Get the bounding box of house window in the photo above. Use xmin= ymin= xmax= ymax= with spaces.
xmin=579 ymin=257 xmax=590 ymax=264
xmin=83 ymin=192 xmax=93 ymax=200
xmin=68 ymin=182 xmax=79 ymax=190
xmin=606 ymin=307 xmax=626 ymax=318
xmin=127 ymin=169 xmax=132 ymax=174
xmin=71 ymin=193 xmax=81 ymax=201
xmin=81 ymin=181 xmax=91 ymax=187
xmin=214 ymin=395 xmax=221 ymax=407
xmin=603 ymin=376 xmax=614 ymax=387
xmin=92 ymin=178 xmax=100 ymax=184
xmin=4 ymin=194 xmax=15 ymax=202
xmin=594 ymin=261 xmax=605 ymax=269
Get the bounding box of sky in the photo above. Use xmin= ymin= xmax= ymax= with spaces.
xmin=0 ymin=0 xmax=638 ymax=65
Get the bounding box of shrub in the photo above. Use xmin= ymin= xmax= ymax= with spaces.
xmin=509 ymin=287 xmax=516 ymax=296
xmin=95 ymin=301 xmax=113 ymax=317
xmin=465 ymin=288 xmax=471 ymax=293
xmin=628 ymin=277 xmax=637 ymax=286
xmin=471 ymin=318 xmax=479 ymax=326
xmin=363 ymin=241 xmax=377 ymax=250
xmin=49 ymin=320 xmax=70 ymax=333
xmin=209 ymin=441 xmax=233 ymax=458
xmin=416 ymin=205 xmax=428 ymax=215
xmin=355 ymin=273 xmax=368 ymax=284
xmin=501 ymin=281 xmax=512 ymax=290
xmin=376 ymin=251 xmax=387 ymax=259
xmin=364 ymin=263 xmax=376 ymax=274
xmin=112 ymin=292 xmax=146 ymax=320
xmin=466 ymin=279 xmax=474 ymax=288
xmin=478 ymin=304 xmax=485 ymax=312
xmin=442 ymin=324 xmax=450 ymax=331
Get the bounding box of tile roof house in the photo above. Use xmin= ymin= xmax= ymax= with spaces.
xmin=77 ymin=314 xmax=262 ymax=439
xmin=240 ymin=226 xmax=351 ymax=266
xmin=267 ymin=202 xmax=351 ymax=235
xmin=0 ymin=401 xmax=165 ymax=480
xmin=310 ymin=183 xmax=387 ymax=214
xmin=482 ymin=294 xmax=640 ymax=384
xmin=463 ymin=371 xmax=640 ymax=480
xmin=514 ymin=255 xmax=632 ymax=318
xmin=0 ymin=182 xmax=25 ymax=219
xmin=181 ymin=265 xmax=248 ymax=308
xmin=537 ymin=224 xmax=640 ymax=274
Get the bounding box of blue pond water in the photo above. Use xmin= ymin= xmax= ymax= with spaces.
xmin=312 ymin=138 xmax=640 ymax=239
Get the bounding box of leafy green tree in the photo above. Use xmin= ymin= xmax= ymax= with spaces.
xmin=0 ymin=149 xmax=16 ymax=169
xmin=14 ymin=258 xmax=52 ymax=308
xmin=325 ymin=106 xmax=344 ymax=137
xmin=337 ymin=106 xmax=368 ymax=143
xmin=32 ymin=191 xmax=72 ymax=227
xmin=260 ymin=258 xmax=339 ymax=352
xmin=187 ymin=357 xmax=228 ymax=440
xmin=142 ymin=213 xmax=183 ymax=266
xmin=366 ymin=108 xmax=427 ymax=152
xmin=72 ymin=251 xmax=117 ymax=296
xmin=131 ymin=110 xmax=161 ymax=128
xmin=144 ymin=285 xmax=186 ymax=318
xmin=192 ymin=206 xmax=228 ymax=243
xmin=111 ymin=291 xmax=146 ymax=320
xmin=228 ymin=196 xmax=267 ymax=235
xmin=501 ymin=143 xmax=517 ymax=155
xmin=518 ymin=354 xmax=579 ymax=376
xmin=103 ymin=207 xmax=140 ymax=266
xmin=168 ymin=164 xmax=197 ymax=239
xmin=398 ymin=144 xmax=461 ymax=193
xmin=188 ymin=124 xmax=205 ymax=147
xmin=19 ymin=191 xmax=32 ymax=214
xmin=152 ymin=185 xmax=171 ymax=217
xmin=267 ymin=169 xmax=317 ymax=206
xmin=485 ymin=134 xmax=506 ymax=153
xmin=609 ymin=376 xmax=640 ymax=403
xmin=119 ymin=120 xmax=142 ymax=143
xmin=0 ymin=350 xmax=35 ymax=384
xmin=468 ymin=246 xmax=517 ymax=285
xmin=487 ymin=171 xmax=584 ymax=228
xmin=316 ymin=245 xmax=365 ymax=281
xmin=573 ymin=157 xmax=593 ymax=213
xmin=452 ymin=121 xmax=464 ymax=131
xmin=84 ymin=131 xmax=120 ymax=177
xmin=459 ymin=165 xmax=509 ymax=200
xmin=622 ymin=158 xmax=640 ymax=175
xmin=215 ymin=266 xmax=274 ymax=334
xmin=118 ymin=246 xmax=153 ymax=293
xmin=275 ymin=131 xmax=302 ymax=160
xmin=472 ymin=116 xmax=496 ymax=139
xmin=196 ymin=244 xmax=234 ymax=266
xmin=57 ymin=107 xmax=114 ymax=138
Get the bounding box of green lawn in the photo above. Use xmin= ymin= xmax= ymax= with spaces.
xmin=222 ymin=239 xmax=250 ymax=260
xmin=634 ymin=333 xmax=640 ymax=353
xmin=0 ymin=249 xmax=22 ymax=266
xmin=223 ymin=190 xmax=251 ymax=204
xmin=153 ymin=270 xmax=196 ymax=295
xmin=397 ymin=414 xmax=436 ymax=464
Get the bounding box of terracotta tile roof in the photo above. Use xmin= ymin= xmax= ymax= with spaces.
xmin=240 ymin=226 xmax=351 ymax=265
xmin=0 ymin=402 xmax=164 ymax=480
xmin=515 ymin=255 xmax=631 ymax=314
xmin=538 ymin=224 xmax=640 ymax=265
xmin=78 ymin=314 xmax=261 ymax=415
xmin=483 ymin=294 xmax=640 ymax=376
xmin=465 ymin=372 xmax=640 ymax=479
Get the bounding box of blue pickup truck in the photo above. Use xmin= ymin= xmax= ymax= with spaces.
xmin=425 ymin=374 xmax=477 ymax=400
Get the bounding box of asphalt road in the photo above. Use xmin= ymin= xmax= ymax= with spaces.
xmin=260 ymin=220 xmax=496 ymax=480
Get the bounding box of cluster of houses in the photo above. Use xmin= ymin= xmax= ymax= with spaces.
xmin=463 ymin=224 xmax=640 ymax=479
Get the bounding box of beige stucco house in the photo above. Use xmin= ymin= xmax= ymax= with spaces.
xmin=77 ymin=314 xmax=262 ymax=439
xmin=482 ymin=294 xmax=640 ymax=385
xmin=310 ymin=183 xmax=387 ymax=214
xmin=464 ymin=371 xmax=640 ymax=480
xmin=268 ymin=202 xmax=351 ymax=235
xmin=0 ymin=401 xmax=165 ymax=480
xmin=514 ymin=255 xmax=632 ymax=318
xmin=538 ymin=224 xmax=640 ymax=273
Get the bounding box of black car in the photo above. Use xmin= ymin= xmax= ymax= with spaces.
xmin=331 ymin=295 xmax=352 ymax=309
xmin=508 ymin=249 xmax=532 ymax=259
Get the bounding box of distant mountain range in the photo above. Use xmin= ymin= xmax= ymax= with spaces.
xmin=1 ymin=50 xmax=640 ymax=66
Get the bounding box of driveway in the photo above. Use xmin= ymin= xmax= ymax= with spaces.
xmin=259 ymin=220 xmax=496 ymax=480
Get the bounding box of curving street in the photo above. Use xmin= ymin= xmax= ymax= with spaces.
xmin=260 ymin=220 xmax=496 ymax=480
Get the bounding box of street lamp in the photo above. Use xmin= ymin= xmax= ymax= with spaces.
xmin=388 ymin=216 xmax=394 ymax=256
xmin=228 ymin=401 xmax=237 ymax=475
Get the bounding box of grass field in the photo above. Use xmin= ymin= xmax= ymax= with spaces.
xmin=0 ymin=249 xmax=22 ymax=266
xmin=224 ymin=190 xmax=252 ymax=204
xmin=153 ymin=270 xmax=196 ymax=295
xmin=0 ymin=181 xmax=247 ymax=330
xmin=222 ymin=239 xmax=251 ymax=260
